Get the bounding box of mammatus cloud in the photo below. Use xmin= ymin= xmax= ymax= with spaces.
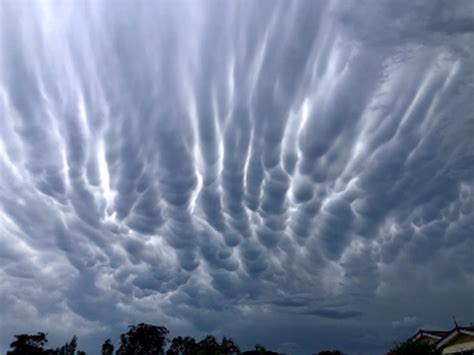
xmin=1 ymin=0 xmax=473 ymax=354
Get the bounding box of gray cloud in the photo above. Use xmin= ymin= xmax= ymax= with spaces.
xmin=1 ymin=0 xmax=473 ymax=354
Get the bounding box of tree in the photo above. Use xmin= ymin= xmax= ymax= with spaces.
xmin=318 ymin=351 xmax=346 ymax=355
xmin=181 ymin=337 xmax=198 ymax=354
xmin=166 ymin=336 xmax=198 ymax=355
xmin=197 ymin=335 xmax=220 ymax=355
xmin=7 ymin=333 xmax=48 ymax=355
xmin=220 ymin=336 xmax=240 ymax=355
xmin=242 ymin=344 xmax=279 ymax=355
xmin=116 ymin=323 xmax=169 ymax=355
xmin=254 ymin=344 xmax=266 ymax=353
xmin=167 ymin=336 xmax=185 ymax=355
xmin=101 ymin=339 xmax=114 ymax=355
xmin=57 ymin=336 xmax=77 ymax=355
xmin=389 ymin=339 xmax=441 ymax=355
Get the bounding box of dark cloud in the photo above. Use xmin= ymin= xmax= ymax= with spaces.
xmin=1 ymin=0 xmax=473 ymax=354
xmin=305 ymin=309 xmax=364 ymax=320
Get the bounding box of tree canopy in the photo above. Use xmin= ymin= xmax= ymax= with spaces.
xmin=7 ymin=333 xmax=85 ymax=355
xmin=116 ymin=323 xmax=169 ymax=355
xmin=6 ymin=323 xmax=280 ymax=355
xmin=101 ymin=339 xmax=114 ymax=355
xmin=8 ymin=333 xmax=48 ymax=355
xmin=389 ymin=339 xmax=441 ymax=355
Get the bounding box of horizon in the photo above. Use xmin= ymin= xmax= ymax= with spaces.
xmin=3 ymin=320 xmax=474 ymax=354
xmin=1 ymin=1 xmax=473 ymax=354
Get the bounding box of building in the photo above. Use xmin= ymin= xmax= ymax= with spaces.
xmin=410 ymin=329 xmax=450 ymax=345
xmin=388 ymin=324 xmax=474 ymax=355
xmin=436 ymin=326 xmax=474 ymax=355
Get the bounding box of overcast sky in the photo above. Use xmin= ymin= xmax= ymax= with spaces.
xmin=1 ymin=0 xmax=473 ymax=354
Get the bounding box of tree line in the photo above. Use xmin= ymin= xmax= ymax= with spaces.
xmin=8 ymin=321 xmax=434 ymax=355
xmin=6 ymin=323 xmax=282 ymax=355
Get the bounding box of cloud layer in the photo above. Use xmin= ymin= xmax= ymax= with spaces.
xmin=1 ymin=1 xmax=473 ymax=353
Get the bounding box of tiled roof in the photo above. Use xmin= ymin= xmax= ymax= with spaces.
xmin=436 ymin=325 xmax=474 ymax=349
xmin=420 ymin=329 xmax=450 ymax=338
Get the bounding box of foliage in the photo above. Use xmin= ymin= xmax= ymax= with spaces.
xmin=389 ymin=339 xmax=441 ymax=355
xmin=197 ymin=335 xmax=220 ymax=354
xmin=56 ymin=336 xmax=78 ymax=355
xmin=116 ymin=322 xmax=170 ymax=355
xmin=254 ymin=344 xmax=267 ymax=352
xmin=220 ymin=336 xmax=240 ymax=355
xmin=166 ymin=336 xmax=198 ymax=355
xmin=241 ymin=344 xmax=280 ymax=354
xmin=6 ymin=323 xmax=285 ymax=355
xmin=7 ymin=333 xmax=85 ymax=355
xmin=7 ymin=333 xmax=48 ymax=355
xmin=101 ymin=339 xmax=114 ymax=355
xmin=165 ymin=334 xmax=241 ymax=355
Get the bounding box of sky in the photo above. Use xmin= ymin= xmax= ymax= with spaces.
xmin=0 ymin=0 xmax=473 ymax=354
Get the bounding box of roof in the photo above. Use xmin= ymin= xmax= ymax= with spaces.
xmin=411 ymin=329 xmax=450 ymax=341
xmin=436 ymin=326 xmax=474 ymax=349
xmin=422 ymin=330 xmax=451 ymax=337
xmin=387 ymin=324 xmax=474 ymax=354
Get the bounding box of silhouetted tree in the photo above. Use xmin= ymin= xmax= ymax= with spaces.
xmin=254 ymin=344 xmax=266 ymax=353
xmin=166 ymin=336 xmax=198 ymax=355
xmin=220 ymin=336 xmax=240 ymax=355
xmin=116 ymin=323 xmax=169 ymax=355
xmin=182 ymin=336 xmax=198 ymax=354
xmin=389 ymin=339 xmax=441 ymax=355
xmin=318 ymin=351 xmax=346 ymax=355
xmin=242 ymin=344 xmax=278 ymax=355
xmin=166 ymin=336 xmax=184 ymax=355
xmin=57 ymin=336 xmax=77 ymax=355
xmin=197 ymin=335 xmax=220 ymax=355
xmin=7 ymin=333 xmax=48 ymax=355
xmin=7 ymin=326 xmax=262 ymax=355
xmin=101 ymin=339 xmax=114 ymax=355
